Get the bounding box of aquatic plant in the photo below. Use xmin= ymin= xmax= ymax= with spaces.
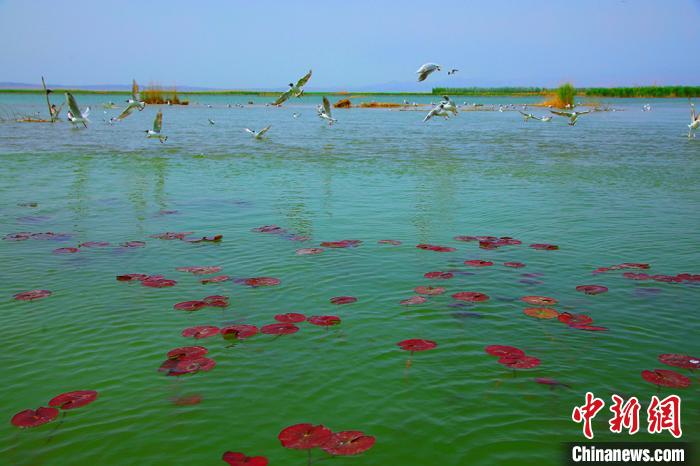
xmin=330 ymin=296 xmax=357 ymax=305
xmin=141 ymin=84 xmax=189 ymax=105
xmin=275 ymin=313 xmax=306 ymax=323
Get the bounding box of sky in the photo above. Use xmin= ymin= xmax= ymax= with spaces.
xmin=1 ymin=0 xmax=699 ymax=91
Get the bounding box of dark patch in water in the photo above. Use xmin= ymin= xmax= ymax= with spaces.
xmin=452 ymin=311 xmax=484 ymax=319
xmin=519 ymin=279 xmax=544 ymax=285
xmin=521 ymin=272 xmax=544 ymax=278
xmin=633 ymin=287 xmax=662 ymax=297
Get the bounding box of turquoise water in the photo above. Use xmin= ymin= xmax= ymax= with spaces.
xmin=1 ymin=94 xmax=698 ymax=465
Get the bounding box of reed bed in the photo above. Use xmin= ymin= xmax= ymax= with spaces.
xmin=141 ymin=85 xmax=189 ymax=105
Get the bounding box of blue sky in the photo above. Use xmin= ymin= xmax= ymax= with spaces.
xmin=1 ymin=0 xmax=698 ymax=90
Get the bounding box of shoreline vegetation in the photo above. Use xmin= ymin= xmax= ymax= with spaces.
xmin=0 ymin=86 xmax=698 ymax=98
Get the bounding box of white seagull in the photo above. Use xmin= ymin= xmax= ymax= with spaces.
xmin=416 ymin=63 xmax=441 ymax=82
xmin=244 ymin=125 xmax=272 ymax=139
xmin=689 ymin=101 xmax=700 ymax=138
xmin=447 ymin=69 xmax=459 ymax=75
xmin=272 ymin=70 xmax=312 ymax=106
xmin=65 ymin=92 xmax=90 ymax=128
xmin=111 ymin=79 xmax=146 ymax=122
xmin=145 ymin=110 xmax=167 ymax=143
xmin=208 ymin=119 xmax=215 ymax=125
xmin=423 ymin=103 xmax=450 ymax=122
xmin=317 ymin=96 xmax=337 ymax=126
xmin=441 ymin=95 xmax=458 ymax=115
xmin=550 ymin=109 xmax=591 ymax=126
xmin=292 ymin=112 xmax=300 ymax=119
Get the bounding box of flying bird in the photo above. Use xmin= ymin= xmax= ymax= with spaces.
xmin=423 ymin=103 xmax=450 ymax=122
xmin=244 ymin=125 xmax=272 ymax=139
xmin=689 ymin=101 xmax=700 ymax=138
xmin=550 ymin=109 xmax=591 ymax=126
xmin=317 ymin=96 xmax=337 ymax=126
xmin=292 ymin=112 xmax=300 ymax=119
xmin=110 ymin=79 xmax=145 ymax=122
xmin=447 ymin=69 xmax=459 ymax=75
xmin=208 ymin=119 xmax=215 ymax=125
xmin=272 ymin=70 xmax=312 ymax=106
xmin=416 ymin=63 xmax=441 ymax=82
xmin=441 ymin=96 xmax=458 ymax=115
xmin=65 ymin=92 xmax=90 ymax=128
xmin=145 ymin=110 xmax=167 ymax=143
xmin=519 ymin=111 xmax=537 ymax=121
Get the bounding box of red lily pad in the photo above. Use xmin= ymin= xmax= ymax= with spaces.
xmin=184 ymin=234 xmax=223 ymax=243
xmin=221 ymin=325 xmax=259 ymax=340
xmin=173 ymin=300 xmax=208 ymax=312
xmin=166 ymin=346 xmax=208 ymax=360
xmin=4 ymin=232 xmax=31 ymax=241
xmin=523 ymin=307 xmax=559 ymax=319
xmin=321 ymin=431 xmax=376 ymax=456
xmin=261 ymin=323 xmax=299 ymax=335
xmin=378 ymin=239 xmax=401 ymax=245
xmin=79 ymin=241 xmax=110 ymax=248
xmin=464 ymin=260 xmax=493 ymax=267
xmin=641 ymin=369 xmax=691 ymax=388
xmin=530 ymin=243 xmax=559 ymax=250
xmin=176 ymin=266 xmax=222 ymax=275
xmin=452 ymin=291 xmax=490 ymax=302
xmin=416 ymin=243 xmax=456 ymax=252
xmin=568 ymin=324 xmax=608 ymax=331
xmin=13 ymin=289 xmax=52 ymax=301
xmin=307 ymin=315 xmax=341 ymax=326
xmin=414 ymin=286 xmax=445 ymax=296
xmin=53 ymin=247 xmax=79 ymax=254
xmin=503 ymin=262 xmax=526 ymax=268
xmin=142 ymin=277 xmax=177 ymax=288
xmin=203 ymin=295 xmax=229 ymax=307
xmin=330 ymin=296 xmax=357 ymax=305
xmin=222 ymin=451 xmax=268 ymax=466
xmin=116 ymin=273 xmax=148 ymax=282
xmin=150 ymin=232 xmax=192 ymax=240
xmin=279 ymin=423 xmax=333 ymax=449
xmin=521 ymin=295 xmax=558 ymax=306
xmin=484 ymin=345 xmax=525 ymax=358
xmin=201 ymin=275 xmax=231 ymax=284
xmin=400 ymin=295 xmax=427 ymax=305
xmin=275 ymin=313 xmax=306 ymax=323
xmin=658 ymin=354 xmax=700 ymax=370
xmin=244 ymin=277 xmax=280 ymax=287
xmin=296 ymin=248 xmax=324 ymax=255
xmin=48 ymin=390 xmax=98 ymax=410
xmin=253 ymin=225 xmax=285 ymax=234
xmin=182 ymin=326 xmax=220 ymax=339
xmin=557 ymin=312 xmax=593 ymax=325
xmin=397 ymin=339 xmax=437 ymax=352
xmin=424 ymin=271 xmax=454 ymax=279
xmin=576 ymin=285 xmax=608 ymax=295
xmin=320 ymin=240 xmax=362 ymax=248
xmin=120 ymin=241 xmax=146 ymax=248
xmin=171 ymin=394 xmax=203 ymax=406
xmin=498 ymin=355 xmax=541 ymax=369
xmin=10 ymin=407 xmax=59 ymax=428
xmin=167 ymin=357 xmax=216 ymax=376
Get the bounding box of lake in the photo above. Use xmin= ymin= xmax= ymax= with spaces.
xmin=1 ymin=93 xmax=698 ymax=465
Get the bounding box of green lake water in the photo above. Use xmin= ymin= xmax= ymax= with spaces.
xmin=0 ymin=94 xmax=698 ymax=465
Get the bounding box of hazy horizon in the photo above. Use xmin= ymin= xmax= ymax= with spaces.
xmin=1 ymin=0 xmax=699 ymax=92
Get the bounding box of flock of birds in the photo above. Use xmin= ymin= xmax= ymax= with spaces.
xmin=55 ymin=63 xmax=700 ymax=140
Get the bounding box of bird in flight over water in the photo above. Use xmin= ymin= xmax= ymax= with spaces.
xmin=244 ymin=125 xmax=272 ymax=139
xmin=688 ymin=100 xmax=700 ymax=138
xmin=65 ymin=92 xmax=90 ymax=128
xmin=272 ymin=70 xmax=313 ymax=106
xmin=145 ymin=110 xmax=167 ymax=143
xmin=550 ymin=109 xmax=591 ymax=126
xmin=111 ymin=79 xmax=145 ymax=123
xmin=416 ymin=63 xmax=441 ymax=82
xmin=317 ymin=97 xmax=337 ymax=126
